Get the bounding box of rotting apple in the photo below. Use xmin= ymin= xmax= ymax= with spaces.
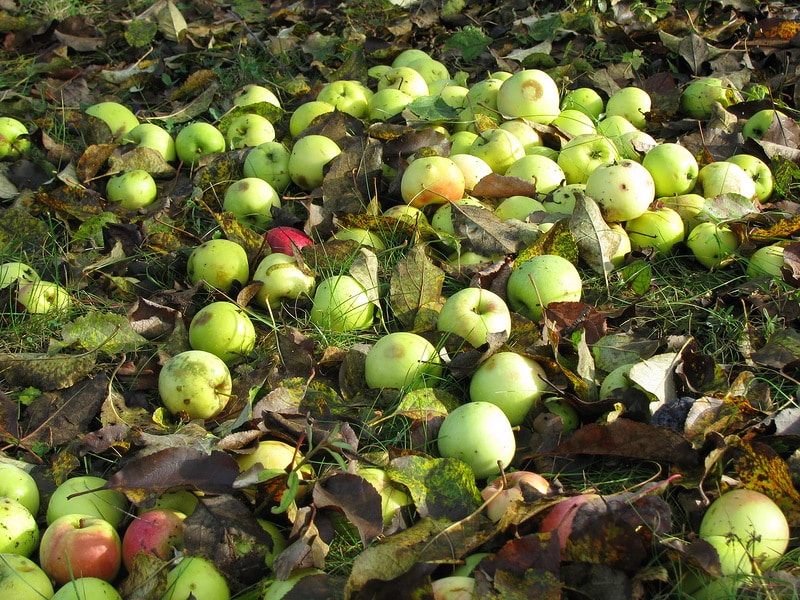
xmin=39 ymin=514 xmax=122 ymax=585
xmin=243 ymin=141 xmax=292 ymax=192
xmin=437 ymin=287 xmax=511 ymax=348
xmin=431 ymin=575 xmax=476 ymax=600
xmin=364 ymin=332 xmax=443 ymax=390
xmin=695 ymin=161 xmax=757 ymax=200
xmin=85 ymin=101 xmax=139 ymax=139
xmin=495 ymin=69 xmax=560 ymax=123
xmin=251 ymin=253 xmax=315 ymax=310
xmin=309 ymin=275 xmax=374 ymax=331
xmin=481 ymin=471 xmax=552 ymax=522
xmin=746 ymin=244 xmax=785 ymax=278
xmin=186 ymin=238 xmax=249 ymax=293
xmin=264 ymin=226 xmax=315 ymax=255
xmin=288 ymin=134 xmax=341 ymax=191
xmin=0 ymin=117 xmax=30 ymax=159
xmin=16 ymin=280 xmax=70 ymax=314
xmin=685 ymin=222 xmax=739 ymax=269
xmin=585 ymin=159 xmax=655 ymax=223
xmin=106 ymin=169 xmax=158 ymax=209
xmin=158 ymin=350 xmax=233 ymax=420
xmin=121 ymin=508 xmax=185 ymax=571
xmin=679 ymin=77 xmax=743 ymax=119
xmin=557 ymin=133 xmax=620 ymax=185
xmin=604 ymin=86 xmax=651 ymax=129
xmin=161 ymin=556 xmax=230 ymax=600
xmin=506 ymin=254 xmax=582 ymax=322
xmin=174 ymin=122 xmax=226 ymax=167
xmin=123 ymin=123 xmax=176 ymax=162
xmin=624 ymin=206 xmax=685 ymax=255
xmin=0 ymin=497 xmax=38 ymax=557
xmin=222 ymin=177 xmax=281 ymax=232
xmin=188 ymin=301 xmax=256 ymax=364
xmin=225 ymin=113 xmax=275 ymax=150
xmin=46 ymin=475 xmax=129 ymax=529
xmin=437 ymin=401 xmax=516 ymax=479
xmin=51 ymin=576 xmax=122 ymax=599
xmin=400 ymin=155 xmax=466 ymax=208
xmin=641 ymin=143 xmax=699 ymax=198
xmin=0 ymin=553 xmax=54 ymax=599
xmin=0 ymin=463 xmax=40 ymax=515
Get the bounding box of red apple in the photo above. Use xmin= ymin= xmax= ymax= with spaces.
xmin=121 ymin=508 xmax=186 ymax=570
xmin=264 ymin=226 xmax=314 ymax=255
xmin=39 ymin=514 xmax=122 ymax=585
xmin=481 ymin=471 xmax=552 ymax=522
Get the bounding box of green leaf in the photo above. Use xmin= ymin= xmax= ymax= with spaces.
xmin=444 ymin=26 xmax=491 ymax=62
xmin=55 ymin=312 xmax=149 ymax=355
xmin=620 ymin=259 xmax=651 ymax=295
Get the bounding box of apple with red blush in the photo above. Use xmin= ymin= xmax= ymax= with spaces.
xmin=481 ymin=471 xmax=552 ymax=522
xmin=39 ymin=514 xmax=122 ymax=585
xmin=264 ymin=226 xmax=315 ymax=255
xmin=122 ymin=508 xmax=186 ymax=570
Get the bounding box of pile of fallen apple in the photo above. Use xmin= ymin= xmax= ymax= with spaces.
xmin=1 ymin=46 xmax=798 ymax=598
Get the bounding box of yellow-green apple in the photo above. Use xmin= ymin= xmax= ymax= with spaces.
xmin=0 ymin=261 xmax=38 ymax=289
xmin=585 ymin=159 xmax=655 ymax=222
xmin=377 ymin=66 xmax=429 ymax=98
xmin=608 ymin=223 xmax=632 ymax=267
xmin=288 ymin=134 xmax=341 ymax=191
xmin=498 ymin=119 xmax=543 ymax=153
xmin=494 ymin=195 xmax=546 ymax=221
xmin=551 ymin=108 xmax=596 ymax=138
xmin=51 ymin=576 xmax=122 ymax=599
xmin=699 ymin=489 xmax=789 ymax=576
xmin=616 ymin=129 xmax=657 ymax=162
xmin=188 ymin=301 xmax=256 ymax=364
xmin=430 ymin=196 xmax=489 ymax=243
xmin=258 ymin=520 xmax=287 ymax=568
xmin=263 ymin=226 xmax=314 ymax=255
xmin=660 ymin=193 xmax=706 ymax=233
xmin=448 ymin=251 xmax=500 ymax=269
xmin=158 ymin=350 xmax=233 ymax=420
xmin=106 ymin=169 xmax=158 ymax=209
xmin=16 ymin=280 xmax=70 ymax=313
xmin=0 ymin=553 xmax=54 ymax=599
xmin=121 ymin=508 xmax=185 ymax=570
xmin=599 ymin=363 xmax=640 ymax=401
xmin=469 ymin=351 xmax=548 ymax=426
xmin=437 ymin=401 xmax=516 ymax=479
xmin=141 ymin=490 xmax=199 ymax=517
xmin=0 ymin=498 xmax=38 ymax=556
xmin=0 ymin=117 xmax=30 ymax=159
xmin=39 ymin=514 xmax=122 ymax=585
xmin=243 ymin=141 xmax=292 ymax=192
xmin=261 ymin=568 xmax=324 ymax=600
xmin=506 ymin=254 xmax=582 ymax=321
xmin=449 ymin=153 xmax=492 ymax=192
xmin=457 ymin=78 xmax=504 ymax=128
xmin=175 ymin=122 xmax=226 ymax=167
xmin=561 ymin=87 xmax=604 ymax=119
xmin=186 ymin=239 xmax=249 ymax=293
xmin=357 ymin=467 xmax=412 ymax=527
xmin=746 ymin=244 xmax=785 ymax=278
xmin=0 ymin=464 xmax=40 ymax=515
xmin=288 ymin=100 xmax=335 ymax=138
xmin=452 ymin=552 xmax=491 ymax=577
xmin=504 ymin=154 xmax=565 ymax=194
xmin=679 ymin=77 xmax=743 ymax=119
xmin=595 ymin=115 xmax=638 ymax=139
xmin=431 ymin=576 xmax=476 ymax=600
xmin=235 ymin=440 xmax=314 ymax=498
xmin=367 ymin=88 xmax=413 ymax=121
xmin=400 ymin=155 xmax=466 ymax=208
xmin=695 ymin=161 xmax=756 ymax=199
xmin=624 ymin=206 xmax=685 ymax=255
xmin=251 ymin=253 xmax=315 ymax=309
xmin=317 ymin=80 xmax=373 ymax=119
xmin=604 ymin=86 xmax=651 ymax=129
xmin=641 ymin=143 xmax=699 ymax=197
xmin=391 ymin=48 xmax=431 ymax=68
xmin=557 ymin=133 xmax=620 ymax=184
xmin=468 ymin=127 xmax=525 ymax=174
xmin=46 ymin=475 xmax=128 ymax=528
xmin=686 ymin=222 xmax=739 ymax=269
xmin=406 ymin=57 xmax=450 ymax=84
xmin=309 ymin=275 xmax=374 ymax=331
xmin=726 ymin=154 xmax=774 ymax=201
xmin=162 ymin=556 xmax=230 ymax=600
xmin=222 ymin=177 xmax=281 ymax=231
xmin=364 ymin=332 xmax=443 ymax=390
xmin=85 ymin=101 xmax=139 ymax=139
xmin=332 ymin=227 xmax=386 ymax=250
xmin=436 ymin=83 xmax=470 ymax=111
xmin=122 ymin=123 xmax=176 ymax=162
xmin=448 ymin=130 xmax=479 ymax=155
xmin=437 ymin=287 xmax=511 ymax=347
xmin=383 ymin=204 xmax=430 ymax=227
xmin=495 ymin=69 xmax=560 ymax=123
xmin=543 ymin=183 xmax=586 ymax=214
xmin=542 ymin=398 xmax=580 ymax=433
xmin=232 ymin=84 xmax=281 ymax=108
xmin=742 ymin=109 xmax=788 ymax=140
xmin=225 ymin=113 xmax=275 ymax=149
xmin=481 ymin=471 xmax=552 ymax=522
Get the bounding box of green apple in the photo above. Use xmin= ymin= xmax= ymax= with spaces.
xmin=695 ymin=161 xmax=757 ymax=199
xmin=641 ymin=143 xmax=699 ymax=197
xmin=608 ymin=223 xmax=632 ymax=268
xmin=468 ymin=127 xmax=525 ymax=175
xmin=595 ymin=115 xmax=638 ymax=139
xmin=504 ymin=154 xmax=565 ymax=194
xmin=377 ymin=66 xmax=429 ymax=98
xmin=357 ymin=467 xmax=412 ymax=527
xmin=437 ymin=287 xmax=511 ymax=347
xmin=236 ymin=440 xmax=314 ymax=482
xmin=106 ymin=169 xmax=158 ymax=209
xmin=189 ymin=301 xmax=256 ymax=364
xmin=599 ymin=363 xmax=639 ymax=401
xmin=252 ymin=253 xmax=315 ymax=309
xmin=406 ymin=57 xmax=450 ymax=84
xmin=469 ymin=351 xmax=548 ymax=426
xmin=495 ymin=69 xmax=560 ymax=124
xmin=158 ymin=350 xmax=233 ymax=420
xmin=162 ymin=556 xmax=230 ymax=600
xmin=448 ymin=130 xmax=479 ymax=156
xmin=222 ymin=177 xmax=281 ymax=231
xmin=699 ymin=488 xmax=789 ymax=576
xmin=175 ymin=122 xmax=226 ymax=167
xmin=309 ymin=275 xmax=374 ymax=331
xmin=51 ymin=576 xmax=122 ymax=599
xmin=0 ymin=117 xmax=30 ymax=159
xmin=679 ymin=77 xmax=743 ymax=119
xmin=551 ymin=108 xmax=596 ymax=138
xmin=494 ymin=195 xmax=546 ymax=221
xmin=232 ymin=84 xmax=281 ymax=108
xmin=317 ymin=80 xmax=374 ymax=118
xmin=726 ymin=154 xmax=774 ymax=201
xmin=0 ymin=261 xmax=39 ymax=290
xmin=141 ymin=490 xmax=199 ymax=517
xmin=624 ymin=206 xmax=685 ymax=255
xmin=367 ymin=88 xmax=413 ymax=121
xmin=557 ymin=133 xmax=620 ymax=184
xmin=401 ymin=155 xmax=466 ymax=208
xmin=604 ymin=86 xmax=651 ymax=129
xmin=85 ymin=101 xmax=139 ymax=139
xmin=225 ymin=113 xmax=275 ymax=149
xmin=46 ymin=475 xmax=129 ymax=528
xmin=449 ymin=153 xmax=493 ymax=192
xmin=561 ymin=87 xmax=604 ymax=119
xmin=39 ymin=514 xmax=122 ymax=585
xmin=258 ymin=519 xmax=287 ymax=568
xmin=288 ymin=100 xmax=335 ymax=138
xmin=430 ymin=196 xmax=489 ymax=242
xmin=437 ymin=401 xmax=516 ymax=479
xmin=543 ymin=183 xmax=585 ymax=214
xmin=431 ymin=576 xmax=477 ymax=599
xmin=498 ymin=119 xmax=543 ymax=153
xmin=615 ymin=129 xmax=657 ymax=162
xmin=542 ymin=398 xmax=580 ymax=433
xmin=686 ymin=222 xmax=738 ymax=269
xmin=436 ymin=83 xmax=470 ymax=111
xmin=741 ymin=109 xmax=788 ymax=140
xmin=243 ymin=141 xmax=292 ymax=192
xmin=364 ymin=332 xmax=442 ymax=390
xmin=506 ymin=254 xmax=582 ymax=321
xmin=746 ymin=244 xmax=785 ymax=278
xmin=16 ymin=280 xmax=70 ymax=313
xmin=186 ymin=238 xmax=249 ymax=293
xmin=660 ymin=193 xmax=706 ymax=234
xmin=0 ymin=498 xmax=38 ymax=557
xmin=0 ymin=464 xmax=40 ymax=515
xmin=122 ymin=123 xmax=176 ymax=162
xmin=261 ymin=567 xmax=324 ymax=600
xmin=391 ymin=48 xmax=431 ymax=68
xmin=382 ymin=204 xmax=430 ymax=227
xmin=585 ymin=159 xmax=655 ymax=223
xmin=456 ymin=78 xmax=504 ymax=129
xmin=288 ymin=134 xmax=341 ymax=191
xmin=0 ymin=553 xmax=54 ymax=599
xmin=332 ymin=227 xmax=386 ymax=250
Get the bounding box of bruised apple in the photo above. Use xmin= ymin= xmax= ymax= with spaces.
xmin=481 ymin=471 xmax=552 ymax=522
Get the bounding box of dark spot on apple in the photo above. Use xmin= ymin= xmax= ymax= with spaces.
xmin=237 ymin=181 xmax=250 ymax=192
xmin=183 ymin=398 xmax=191 ymax=405
xmin=194 ymin=312 xmax=212 ymax=325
